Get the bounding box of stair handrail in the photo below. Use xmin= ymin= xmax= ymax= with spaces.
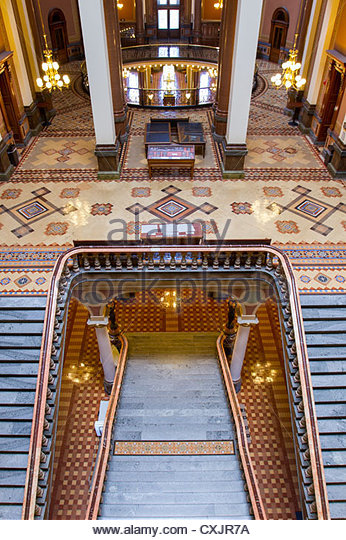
xmin=85 ymin=335 xmax=128 ymax=519
xmin=216 ymin=333 xmax=267 ymax=519
xmin=21 ymin=244 xmax=329 ymax=520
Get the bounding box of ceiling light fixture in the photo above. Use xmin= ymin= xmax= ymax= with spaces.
xmin=35 ymin=0 xmax=70 ymax=91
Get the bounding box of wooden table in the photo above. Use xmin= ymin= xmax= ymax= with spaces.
xmin=177 ymin=122 xmax=206 ymax=157
xmin=147 ymin=145 xmax=195 ymax=178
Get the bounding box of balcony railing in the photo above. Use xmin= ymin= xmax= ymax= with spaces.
xmin=125 ymin=86 xmax=216 ymax=107
xmin=122 ymin=44 xmax=219 ymax=65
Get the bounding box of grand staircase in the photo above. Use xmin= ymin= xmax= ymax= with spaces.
xmin=0 ymin=290 xmax=345 ymax=519
xmin=301 ymin=294 xmax=346 ymax=519
xmin=99 ymin=332 xmax=252 ymax=519
xmin=0 ymin=296 xmax=47 ymax=519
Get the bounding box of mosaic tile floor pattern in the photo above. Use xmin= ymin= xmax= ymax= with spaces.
xmin=114 ymin=290 xmax=228 ymax=333
xmin=0 ymin=59 xmax=345 ymax=300
xmin=114 ymin=440 xmax=235 ymax=455
xmin=49 ymin=300 xmax=107 ymax=520
xmin=240 ymin=301 xmax=301 ymax=520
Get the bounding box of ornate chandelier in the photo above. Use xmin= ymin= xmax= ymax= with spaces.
xmin=159 ymin=291 xmax=177 ymax=309
xmin=214 ymin=1 xmax=223 ymax=8
xmin=271 ymin=37 xmax=306 ymax=91
xmin=36 ymin=1 xmax=70 ymax=91
xmin=271 ymin=0 xmax=308 ymax=93
xmin=117 ymin=1 xmax=123 ymax=8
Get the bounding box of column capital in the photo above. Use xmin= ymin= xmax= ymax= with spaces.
xmin=237 ymin=315 xmax=259 ymax=327
xmin=87 ymin=316 xmax=109 ymax=327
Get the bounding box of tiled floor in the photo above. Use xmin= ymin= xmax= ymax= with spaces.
xmin=0 ymin=59 xmax=344 ymax=298
xmin=49 ymin=299 xmax=107 ymax=519
xmin=19 ymin=137 xmax=97 ymax=169
xmin=240 ymin=300 xmax=300 ymax=520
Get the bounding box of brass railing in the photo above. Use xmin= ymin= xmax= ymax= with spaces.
xmin=122 ymin=43 xmax=219 ymax=64
xmin=21 ymin=245 xmax=330 ymax=520
xmin=125 ymin=86 xmax=216 ymax=107
xmin=216 ymin=333 xmax=267 ymax=519
xmin=86 ymin=335 xmax=128 ymax=520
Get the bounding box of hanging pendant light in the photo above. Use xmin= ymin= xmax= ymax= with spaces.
xmin=271 ymin=35 xmax=306 ymax=91
xmin=35 ymin=0 xmax=70 ymax=91
xmin=214 ymin=1 xmax=223 ymax=8
xmin=271 ymin=0 xmax=308 ymax=92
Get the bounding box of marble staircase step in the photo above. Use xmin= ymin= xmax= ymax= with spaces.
xmin=101 ymin=332 xmax=250 ymax=520
xmin=0 ymin=296 xmax=46 ymax=520
xmin=108 ymin=455 xmax=243 ymax=471
xmin=0 ymin=309 xmax=46 ymax=322
xmin=99 ymin=502 xmax=251 ymax=519
xmin=307 ymin=346 xmax=346 ymax=360
xmin=309 ymin=360 xmax=345 ymax=374
xmin=302 ymin=307 xmax=346 ymax=320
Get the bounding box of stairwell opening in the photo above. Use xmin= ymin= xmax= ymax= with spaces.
xmin=46 ymin=274 xmax=302 ymax=520
xmin=22 ymin=247 xmax=328 ymax=521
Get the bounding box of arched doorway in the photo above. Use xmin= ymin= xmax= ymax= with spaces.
xmin=269 ymin=8 xmax=289 ymax=63
xmin=48 ymin=9 xmax=68 ymax=64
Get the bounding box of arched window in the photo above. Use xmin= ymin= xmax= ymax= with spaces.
xmin=48 ymin=8 xmax=68 ymax=64
xmin=269 ymin=8 xmax=289 ymax=63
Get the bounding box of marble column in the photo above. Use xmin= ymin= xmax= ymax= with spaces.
xmin=103 ymin=0 xmax=127 ymax=136
xmin=298 ymin=0 xmax=322 ymax=133
xmin=230 ymin=315 xmax=259 ymax=392
xmin=78 ymin=0 xmax=118 ymax=175
xmin=213 ymin=0 xmax=238 ymax=137
xmin=3 ymin=0 xmax=34 ymax=143
xmin=221 ymin=0 xmax=263 ymax=176
xmin=300 ymin=0 xmax=339 ymax=138
xmin=193 ymin=0 xmax=202 ymax=44
xmin=135 ymin=0 xmax=145 ymax=44
xmin=87 ymin=316 xmax=118 ymax=395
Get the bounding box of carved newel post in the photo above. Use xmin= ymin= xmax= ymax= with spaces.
xmin=108 ymin=301 xmax=122 ymax=352
xmin=223 ymin=298 xmax=241 ymax=359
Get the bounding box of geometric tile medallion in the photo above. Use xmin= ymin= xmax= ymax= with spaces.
xmin=161 ymin=185 xmax=182 ymax=196
xmin=295 ymin=199 xmax=326 ymax=218
xmin=0 ymin=187 xmax=77 ymax=238
xmin=267 ymin=185 xmax=346 ymax=236
xmin=146 ymin=194 xmax=198 ymax=222
xmin=314 ymin=273 xmax=331 ymax=285
xmin=114 ymin=440 xmax=235 ymax=456
xmin=156 ymin=199 xmax=188 ymax=218
xmin=17 ymin=201 xmax=48 ymax=220
xmin=14 ymin=275 xmax=32 ymax=287
xmin=127 ymin=187 xmax=218 ymax=223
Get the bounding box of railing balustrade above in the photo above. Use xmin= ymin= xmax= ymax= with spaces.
xmin=122 ymin=44 xmax=219 ymax=65
xmin=125 ymin=86 xmax=215 ymax=107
